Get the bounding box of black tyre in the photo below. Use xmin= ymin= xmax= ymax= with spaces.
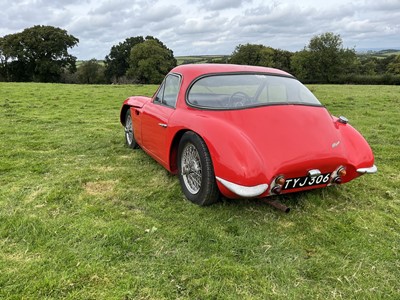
xmin=124 ymin=109 xmax=139 ymax=149
xmin=177 ymin=131 xmax=220 ymax=206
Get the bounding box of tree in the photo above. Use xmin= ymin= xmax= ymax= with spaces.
xmin=0 ymin=34 xmax=28 ymax=81
xmin=272 ymin=49 xmax=293 ymax=73
xmin=387 ymin=55 xmax=400 ymax=75
xmin=229 ymin=44 xmax=293 ymax=72
xmin=104 ymin=36 xmax=144 ymax=83
xmin=377 ymin=55 xmax=397 ymax=74
xmin=77 ymin=59 xmax=106 ymax=84
xmin=291 ymin=32 xmax=357 ymax=82
xmin=0 ymin=25 xmax=78 ymax=82
xmin=0 ymin=37 xmax=8 ymax=81
xmin=358 ymin=57 xmax=378 ymax=75
xmin=127 ymin=38 xmax=176 ymax=84
xmin=291 ymin=50 xmax=312 ymax=81
xmin=229 ymin=44 xmax=274 ymax=66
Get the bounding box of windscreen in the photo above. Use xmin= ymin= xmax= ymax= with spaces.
xmin=187 ymin=74 xmax=322 ymax=109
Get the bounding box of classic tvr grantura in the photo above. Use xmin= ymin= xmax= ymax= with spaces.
xmin=120 ymin=64 xmax=377 ymax=206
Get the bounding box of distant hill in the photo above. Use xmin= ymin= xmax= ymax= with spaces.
xmin=374 ymin=49 xmax=400 ymax=57
xmin=176 ymin=50 xmax=400 ymax=65
xmin=176 ymin=55 xmax=230 ymax=65
xmin=356 ymin=48 xmax=400 ymax=57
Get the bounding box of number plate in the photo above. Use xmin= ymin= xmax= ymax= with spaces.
xmin=283 ymin=173 xmax=331 ymax=190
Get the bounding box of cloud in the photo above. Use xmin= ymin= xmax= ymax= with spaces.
xmin=0 ymin=1 xmax=74 ymax=33
xmin=67 ymin=0 xmax=182 ymax=58
xmin=365 ymin=0 xmax=400 ymax=11
xmin=38 ymin=0 xmax=88 ymax=6
xmin=1 ymin=0 xmax=399 ymax=59
xmin=176 ymin=16 xmax=229 ymax=35
xmin=239 ymin=3 xmax=313 ymax=28
xmin=195 ymin=0 xmax=252 ymax=10
xmin=89 ymin=0 xmax=136 ymax=15
xmin=335 ymin=18 xmax=379 ymax=35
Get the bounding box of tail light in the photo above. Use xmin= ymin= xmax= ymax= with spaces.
xmin=333 ymin=177 xmax=342 ymax=184
xmin=271 ymin=175 xmax=285 ymax=194
xmin=332 ymin=166 xmax=346 ymax=184
xmin=276 ymin=176 xmax=286 ymax=186
xmin=271 ymin=185 xmax=282 ymax=194
xmin=338 ymin=167 xmax=347 ymax=177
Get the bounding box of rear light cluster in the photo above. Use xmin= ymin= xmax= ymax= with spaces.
xmin=332 ymin=166 xmax=346 ymax=184
xmin=271 ymin=175 xmax=285 ymax=195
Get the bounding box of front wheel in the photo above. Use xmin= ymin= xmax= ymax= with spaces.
xmin=178 ymin=132 xmax=220 ymax=206
xmin=124 ymin=109 xmax=139 ymax=149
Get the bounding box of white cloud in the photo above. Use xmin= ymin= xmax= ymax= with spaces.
xmin=177 ymin=16 xmax=229 ymax=35
xmin=365 ymin=0 xmax=400 ymax=11
xmin=0 ymin=0 xmax=399 ymax=59
xmin=195 ymin=0 xmax=252 ymax=10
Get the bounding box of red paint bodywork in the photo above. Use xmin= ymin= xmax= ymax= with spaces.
xmin=120 ymin=64 xmax=375 ymax=199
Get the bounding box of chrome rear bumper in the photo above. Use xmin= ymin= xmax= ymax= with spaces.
xmin=356 ymin=165 xmax=377 ymax=174
xmin=216 ymin=177 xmax=268 ymax=198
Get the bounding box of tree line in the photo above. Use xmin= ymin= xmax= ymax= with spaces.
xmin=0 ymin=26 xmax=176 ymax=84
xmin=1 ymin=25 xmax=399 ymax=85
xmin=230 ymin=32 xmax=400 ymax=84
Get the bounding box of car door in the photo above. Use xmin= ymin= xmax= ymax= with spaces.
xmin=141 ymin=74 xmax=181 ymax=165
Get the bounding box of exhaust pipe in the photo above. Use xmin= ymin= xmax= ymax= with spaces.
xmin=265 ymin=199 xmax=291 ymax=213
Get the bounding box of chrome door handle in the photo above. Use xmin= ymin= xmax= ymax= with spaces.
xmin=158 ymin=123 xmax=167 ymax=128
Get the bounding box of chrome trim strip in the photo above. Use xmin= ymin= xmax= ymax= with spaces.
xmin=216 ymin=177 xmax=268 ymax=198
xmin=357 ymin=165 xmax=377 ymax=174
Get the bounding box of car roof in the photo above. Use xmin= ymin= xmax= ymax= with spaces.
xmin=170 ymin=64 xmax=293 ymax=78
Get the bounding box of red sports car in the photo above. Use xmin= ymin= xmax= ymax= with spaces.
xmin=120 ymin=64 xmax=377 ymax=206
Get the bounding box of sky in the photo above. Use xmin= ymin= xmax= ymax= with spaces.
xmin=0 ymin=0 xmax=399 ymax=60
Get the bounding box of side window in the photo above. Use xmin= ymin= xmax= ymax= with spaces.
xmin=154 ymin=74 xmax=180 ymax=107
xmin=154 ymin=82 xmax=165 ymax=103
xmin=163 ymin=75 xmax=180 ymax=107
xmin=153 ymin=75 xmax=180 ymax=107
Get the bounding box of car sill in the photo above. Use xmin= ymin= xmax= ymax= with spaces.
xmin=216 ymin=177 xmax=268 ymax=198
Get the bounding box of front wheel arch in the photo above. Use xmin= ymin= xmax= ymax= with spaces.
xmin=120 ymin=105 xmax=130 ymax=126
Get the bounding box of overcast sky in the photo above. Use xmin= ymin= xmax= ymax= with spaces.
xmin=0 ymin=0 xmax=399 ymax=60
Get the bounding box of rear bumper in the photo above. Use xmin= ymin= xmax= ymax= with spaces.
xmin=356 ymin=165 xmax=377 ymax=174
xmin=216 ymin=177 xmax=269 ymax=198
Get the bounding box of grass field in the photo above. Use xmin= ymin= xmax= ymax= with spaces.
xmin=0 ymin=82 xmax=399 ymax=299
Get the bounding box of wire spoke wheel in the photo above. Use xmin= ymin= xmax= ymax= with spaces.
xmin=181 ymin=143 xmax=202 ymax=194
xmin=124 ymin=109 xmax=138 ymax=149
xmin=125 ymin=114 xmax=133 ymax=145
xmin=177 ymin=131 xmax=219 ymax=206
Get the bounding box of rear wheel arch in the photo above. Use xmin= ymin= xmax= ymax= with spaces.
xmin=169 ymin=130 xmax=190 ymax=174
xmin=169 ymin=130 xmax=215 ymax=173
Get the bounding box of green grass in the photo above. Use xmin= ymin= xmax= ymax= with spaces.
xmin=0 ymin=83 xmax=399 ymax=299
